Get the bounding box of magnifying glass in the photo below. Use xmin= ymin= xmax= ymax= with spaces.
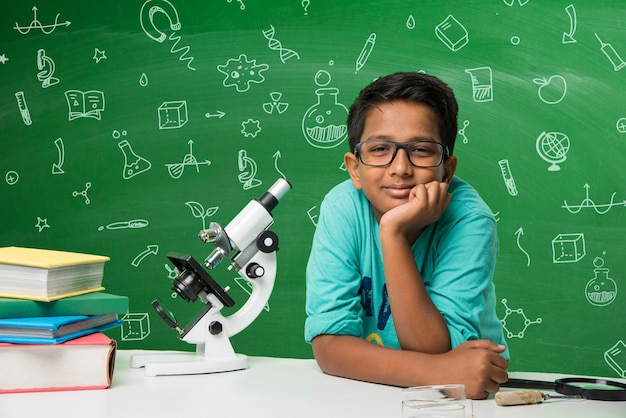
xmin=503 ymin=377 xmax=626 ymax=401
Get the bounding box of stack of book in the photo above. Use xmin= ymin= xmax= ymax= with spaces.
xmin=0 ymin=246 xmax=129 ymax=393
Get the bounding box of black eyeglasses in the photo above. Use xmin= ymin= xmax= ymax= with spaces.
xmin=354 ymin=140 xmax=450 ymax=168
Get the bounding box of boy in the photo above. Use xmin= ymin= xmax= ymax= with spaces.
xmin=304 ymin=72 xmax=509 ymax=399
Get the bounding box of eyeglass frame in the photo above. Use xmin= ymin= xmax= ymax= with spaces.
xmin=353 ymin=139 xmax=451 ymax=168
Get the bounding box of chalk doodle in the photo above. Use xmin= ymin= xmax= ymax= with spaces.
xmin=562 ymin=184 xmax=626 ymax=215
xmin=139 ymin=0 xmax=195 ymax=71
xmin=227 ymin=0 xmax=246 ymax=10
xmin=536 ymin=131 xmax=569 ymax=171
xmin=35 ymin=217 xmax=50 ymax=232
xmin=185 ymin=202 xmax=218 ymax=230
xmin=5 ymin=171 xmax=19 ymax=186
xmin=501 ymin=299 xmax=542 ymax=339
xmin=515 ymin=227 xmax=531 ymax=267
xmin=52 ymin=138 xmax=65 ymax=174
xmin=273 ymin=150 xmax=286 ymax=179
xmin=241 ymin=119 xmax=262 ymax=138
xmin=132 ymin=245 xmax=159 ymax=267
xmin=15 ymin=91 xmax=32 ymax=125
xmin=238 ymin=149 xmax=262 ymax=190
xmin=65 ymin=90 xmax=105 ymax=121
xmin=563 ymin=4 xmax=577 ymax=44
xmin=263 ymin=92 xmax=288 ymax=115
xmin=465 ymin=67 xmax=493 ymax=102
xmin=262 ymin=25 xmax=300 ymax=63
xmin=98 ymin=219 xmax=149 ymax=231
xmin=165 ymin=140 xmax=211 ymax=179
xmin=355 ymin=33 xmax=376 ymax=74
xmin=585 ymin=256 xmax=617 ymax=307
xmin=72 ymin=182 xmax=92 ymax=204
xmin=93 ymin=48 xmax=107 ymax=63
xmin=217 ymin=54 xmax=269 ymax=92
xmin=13 ymin=6 xmax=71 ymax=35
xmin=37 ymin=49 xmax=59 ymax=88
xmin=498 ymin=159 xmax=518 ymax=196
xmin=458 ymin=120 xmax=470 ymax=144
xmin=595 ymin=33 xmax=626 ymax=71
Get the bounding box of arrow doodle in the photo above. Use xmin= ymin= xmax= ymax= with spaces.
xmin=52 ymin=137 xmax=65 ymax=174
xmin=273 ymin=150 xmax=286 ymax=179
xmin=515 ymin=227 xmax=531 ymax=267
xmin=132 ymin=245 xmax=159 ymax=267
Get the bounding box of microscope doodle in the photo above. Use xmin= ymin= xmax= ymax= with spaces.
xmin=13 ymin=6 xmax=71 ymax=35
xmin=140 ymin=0 xmax=195 ymax=71
xmin=130 ymin=178 xmax=292 ymax=376
xmin=514 ymin=227 xmax=531 ymax=267
xmin=72 ymin=182 xmax=91 ymax=204
xmin=435 ymin=15 xmax=469 ymax=52
xmin=52 ymin=138 xmax=65 ymax=174
xmin=562 ymin=4 xmax=577 ymax=44
xmin=166 ymin=140 xmax=211 ymax=179
xmin=562 ymin=184 xmax=626 ymax=215
xmin=536 ymin=131 xmax=569 ymax=171
xmin=262 ymin=25 xmax=300 ymax=63
xmin=15 ymin=91 xmax=32 ymax=125
xmin=302 ymin=69 xmax=348 ymax=149
xmin=36 ymin=49 xmax=59 ymax=88
xmin=585 ymin=255 xmax=617 ymax=307
xmin=35 ymin=217 xmax=50 ymax=232
xmin=465 ymin=67 xmax=493 ymax=102
xmin=500 ymin=299 xmax=542 ymax=339
xmin=185 ymin=201 xmax=218 ymax=231
xmin=238 ymin=150 xmax=262 ymax=190
xmin=65 ymin=90 xmax=105 ymax=121
xmin=218 ymin=54 xmax=269 ymax=93
xmin=132 ymin=245 xmax=159 ymax=267
xmin=93 ymin=48 xmax=107 ymax=63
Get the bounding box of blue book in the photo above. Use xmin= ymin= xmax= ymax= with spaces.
xmin=0 ymin=314 xmax=122 ymax=344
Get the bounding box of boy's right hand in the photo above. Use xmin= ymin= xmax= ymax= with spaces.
xmin=436 ymin=340 xmax=509 ymax=399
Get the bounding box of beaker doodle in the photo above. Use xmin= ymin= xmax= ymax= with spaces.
xmin=302 ymin=70 xmax=348 ymax=149
xmin=465 ymin=67 xmax=493 ymax=102
xmin=119 ymin=140 xmax=152 ymax=179
xmin=585 ymin=256 xmax=617 ymax=307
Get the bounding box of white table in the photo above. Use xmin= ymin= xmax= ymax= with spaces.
xmin=0 ymin=350 xmax=624 ymax=417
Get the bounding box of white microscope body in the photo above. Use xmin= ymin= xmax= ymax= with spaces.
xmin=130 ymin=178 xmax=292 ymax=376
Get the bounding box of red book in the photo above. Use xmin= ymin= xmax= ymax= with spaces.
xmin=0 ymin=333 xmax=116 ymax=393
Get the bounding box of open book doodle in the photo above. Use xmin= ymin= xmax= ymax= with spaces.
xmin=64 ymin=90 xmax=105 ymax=120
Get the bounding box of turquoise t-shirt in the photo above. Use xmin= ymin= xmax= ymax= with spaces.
xmin=305 ymin=177 xmax=508 ymax=358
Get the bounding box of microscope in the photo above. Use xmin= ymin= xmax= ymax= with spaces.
xmin=130 ymin=178 xmax=292 ymax=376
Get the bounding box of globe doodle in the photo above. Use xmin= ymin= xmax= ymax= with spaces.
xmin=536 ymin=131 xmax=570 ymax=171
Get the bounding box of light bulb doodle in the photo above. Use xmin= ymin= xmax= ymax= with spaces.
xmin=562 ymin=184 xmax=626 ymax=215
xmin=139 ymin=0 xmax=195 ymax=71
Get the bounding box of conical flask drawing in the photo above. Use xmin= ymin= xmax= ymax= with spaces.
xmin=119 ymin=139 xmax=151 ymax=179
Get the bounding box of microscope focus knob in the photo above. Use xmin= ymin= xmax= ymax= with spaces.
xmin=246 ymin=262 xmax=265 ymax=279
xmin=256 ymin=230 xmax=279 ymax=253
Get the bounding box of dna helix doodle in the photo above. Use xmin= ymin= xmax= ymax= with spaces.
xmin=262 ymin=25 xmax=300 ymax=63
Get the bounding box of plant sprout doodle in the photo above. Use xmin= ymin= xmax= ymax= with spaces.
xmin=185 ymin=202 xmax=218 ymax=230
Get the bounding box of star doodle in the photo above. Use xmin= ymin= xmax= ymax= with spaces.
xmin=93 ymin=48 xmax=107 ymax=63
xmin=35 ymin=217 xmax=50 ymax=232
xmin=0 ymin=54 xmax=8 ymax=64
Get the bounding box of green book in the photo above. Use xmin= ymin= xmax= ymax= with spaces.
xmin=0 ymin=292 xmax=129 ymax=319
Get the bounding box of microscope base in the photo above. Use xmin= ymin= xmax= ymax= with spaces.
xmin=130 ymin=352 xmax=248 ymax=376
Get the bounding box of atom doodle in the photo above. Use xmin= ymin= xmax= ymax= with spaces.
xmin=217 ymin=54 xmax=269 ymax=93
xmin=500 ymin=299 xmax=542 ymax=339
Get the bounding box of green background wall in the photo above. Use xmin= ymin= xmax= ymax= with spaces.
xmin=1 ymin=0 xmax=625 ymax=378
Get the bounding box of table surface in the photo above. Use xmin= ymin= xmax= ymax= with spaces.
xmin=1 ymin=350 xmax=625 ymax=418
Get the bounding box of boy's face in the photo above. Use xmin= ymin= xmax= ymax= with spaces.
xmin=345 ymin=100 xmax=457 ymax=221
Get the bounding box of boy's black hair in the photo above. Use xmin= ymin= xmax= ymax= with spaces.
xmin=347 ymin=72 xmax=459 ymax=156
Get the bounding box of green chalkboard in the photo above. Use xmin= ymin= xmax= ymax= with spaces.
xmin=1 ymin=1 xmax=625 ymax=378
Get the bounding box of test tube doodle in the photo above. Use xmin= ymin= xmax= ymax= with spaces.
xmin=15 ymin=91 xmax=32 ymax=125
xmin=498 ymin=159 xmax=518 ymax=196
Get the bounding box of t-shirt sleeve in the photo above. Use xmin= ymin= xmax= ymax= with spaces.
xmin=304 ymin=194 xmax=365 ymax=343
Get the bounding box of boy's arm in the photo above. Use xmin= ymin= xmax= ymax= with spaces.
xmin=312 ymin=333 xmax=508 ymax=399
xmin=378 ymin=181 xmax=452 ymax=352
